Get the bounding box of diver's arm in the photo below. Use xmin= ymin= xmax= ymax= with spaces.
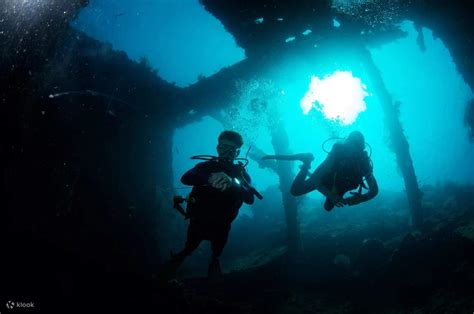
xmin=205 ymin=170 xmax=255 ymax=204
xmin=234 ymin=181 xmax=255 ymax=205
xmin=181 ymin=163 xmax=211 ymax=186
xmin=306 ymin=155 xmax=336 ymax=198
xmin=241 ymin=181 xmax=255 ymax=205
xmin=345 ymin=173 xmax=378 ymax=205
xmin=231 ymin=172 xmax=255 ymax=205
xmin=362 ymin=173 xmax=378 ymax=201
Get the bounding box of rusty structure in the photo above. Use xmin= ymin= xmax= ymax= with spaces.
xmin=2 ymin=0 xmax=474 ymax=298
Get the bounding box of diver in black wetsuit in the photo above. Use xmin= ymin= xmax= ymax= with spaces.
xmin=263 ymin=131 xmax=378 ymax=211
xmin=165 ymin=131 xmax=255 ymax=279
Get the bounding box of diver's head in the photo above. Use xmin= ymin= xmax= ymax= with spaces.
xmin=345 ymin=131 xmax=365 ymax=152
xmin=217 ymin=130 xmax=243 ymax=162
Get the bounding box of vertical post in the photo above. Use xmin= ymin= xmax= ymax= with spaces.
xmin=269 ymin=122 xmax=302 ymax=256
xmin=358 ymin=45 xmax=423 ymax=227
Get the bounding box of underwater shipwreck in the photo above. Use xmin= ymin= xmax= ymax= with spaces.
xmin=2 ymin=0 xmax=474 ymax=313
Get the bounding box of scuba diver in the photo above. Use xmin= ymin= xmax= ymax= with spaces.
xmin=164 ymin=131 xmax=259 ymax=279
xmin=263 ymin=131 xmax=378 ymax=211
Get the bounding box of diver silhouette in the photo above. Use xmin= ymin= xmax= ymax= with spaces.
xmin=263 ymin=131 xmax=378 ymax=211
xmin=164 ymin=131 xmax=255 ymax=279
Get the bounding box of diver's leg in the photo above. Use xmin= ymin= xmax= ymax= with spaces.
xmin=290 ymin=161 xmax=315 ymax=196
xmin=262 ymin=153 xmax=314 ymax=163
xmin=210 ymin=227 xmax=229 ymax=258
xmin=181 ymin=222 xmax=203 ymax=255
xmin=167 ymin=222 xmax=203 ymax=271
xmin=263 ymin=152 xmax=316 ymax=196
xmin=208 ymin=225 xmax=231 ymax=279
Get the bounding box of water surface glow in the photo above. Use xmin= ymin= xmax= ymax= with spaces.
xmin=300 ymin=71 xmax=369 ymax=125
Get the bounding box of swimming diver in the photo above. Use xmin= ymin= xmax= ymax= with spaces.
xmin=263 ymin=131 xmax=378 ymax=211
xmin=164 ymin=131 xmax=255 ymax=279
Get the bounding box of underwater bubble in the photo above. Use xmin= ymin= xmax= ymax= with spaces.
xmin=331 ymin=0 xmax=404 ymax=28
xmin=223 ymin=79 xmax=283 ymax=143
xmin=332 ymin=0 xmax=373 ymax=10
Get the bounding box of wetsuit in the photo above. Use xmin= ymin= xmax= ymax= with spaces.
xmin=320 ymin=143 xmax=372 ymax=195
xmin=180 ymin=160 xmax=254 ymax=258
xmin=292 ymin=143 xmax=373 ymax=210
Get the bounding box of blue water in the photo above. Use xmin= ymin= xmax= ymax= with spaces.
xmin=170 ymin=21 xmax=473 ymax=204
xmin=73 ymin=3 xmax=473 ymax=220
xmin=371 ymin=21 xmax=474 ymax=186
xmin=72 ymin=0 xmax=245 ymax=87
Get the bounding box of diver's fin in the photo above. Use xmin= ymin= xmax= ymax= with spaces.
xmin=207 ymin=258 xmax=223 ymax=280
xmin=262 ymin=153 xmax=314 ymax=164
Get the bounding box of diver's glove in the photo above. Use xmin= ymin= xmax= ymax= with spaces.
xmin=328 ymin=194 xmax=345 ymax=207
xmin=209 ymin=172 xmax=233 ymax=191
xmin=344 ymin=192 xmax=366 ymax=206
